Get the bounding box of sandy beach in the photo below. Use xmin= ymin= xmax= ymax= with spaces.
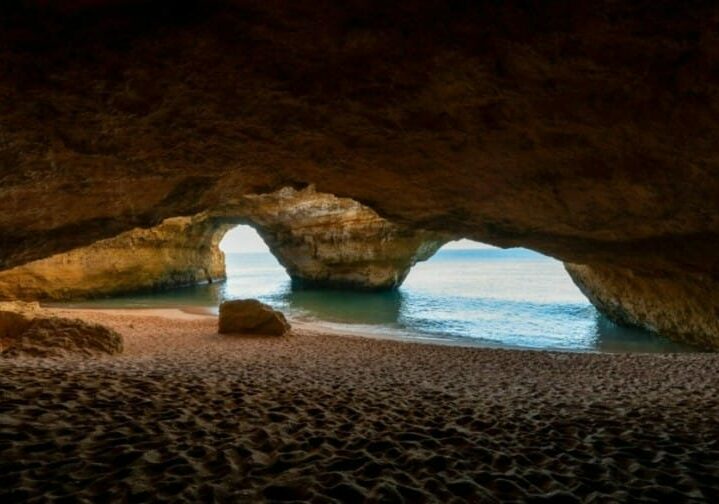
xmin=2 ymin=308 xmax=718 ymax=502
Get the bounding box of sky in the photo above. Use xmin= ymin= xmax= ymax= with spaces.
xmin=219 ymin=225 xmax=495 ymax=253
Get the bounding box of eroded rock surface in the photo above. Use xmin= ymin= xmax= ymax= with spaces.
xmin=566 ymin=264 xmax=719 ymax=349
xmin=1 ymin=1 xmax=717 ymax=275
xmin=218 ymin=299 xmax=290 ymax=336
xmin=0 ymin=217 xmax=229 ymax=300
xmin=231 ymin=187 xmax=448 ymax=290
xmin=0 ymin=187 xmax=447 ymax=299
xmin=0 ymin=301 xmax=123 ymax=357
xmin=1 ymin=1 xmax=719 ymax=346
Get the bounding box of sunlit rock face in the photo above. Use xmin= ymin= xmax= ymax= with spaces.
xmin=0 ymin=217 xmax=229 ymax=300
xmin=0 ymin=1 xmax=718 ymax=345
xmin=566 ymin=264 xmax=719 ymax=349
xmin=233 ymin=188 xmax=447 ymax=290
xmin=0 ymin=188 xmax=447 ymax=299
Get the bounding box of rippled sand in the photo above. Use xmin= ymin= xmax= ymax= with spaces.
xmin=1 ymin=309 xmax=718 ymax=502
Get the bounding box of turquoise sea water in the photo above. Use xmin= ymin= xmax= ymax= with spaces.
xmin=55 ymin=248 xmax=703 ymax=353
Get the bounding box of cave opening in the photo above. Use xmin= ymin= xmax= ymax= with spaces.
xmin=217 ymin=224 xmax=290 ymax=302
xmin=397 ymin=239 xmax=699 ymax=352
xmin=0 ymin=182 xmax=705 ymax=352
xmin=211 ymin=228 xmax=700 ymax=353
xmin=2 ymin=3 xmax=717 ymax=500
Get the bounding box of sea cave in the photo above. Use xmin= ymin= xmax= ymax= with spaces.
xmin=1 ymin=1 xmax=718 ymax=501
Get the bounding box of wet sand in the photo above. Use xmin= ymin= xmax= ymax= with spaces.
xmin=1 ymin=309 xmax=718 ymax=502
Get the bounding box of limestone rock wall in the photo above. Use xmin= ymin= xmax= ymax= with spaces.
xmin=0 ymin=217 xmax=229 ymax=300
xmin=566 ymin=264 xmax=719 ymax=349
xmin=0 ymin=187 xmax=447 ymax=299
xmin=1 ymin=1 xmax=718 ymax=278
xmin=235 ymin=188 xmax=448 ymax=290
xmin=1 ymin=1 xmax=718 ymax=346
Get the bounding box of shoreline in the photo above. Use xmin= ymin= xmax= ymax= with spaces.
xmin=47 ymin=305 xmax=502 ymax=352
xmin=43 ymin=305 xmax=587 ymax=354
xmin=47 ymin=305 xmax=709 ymax=355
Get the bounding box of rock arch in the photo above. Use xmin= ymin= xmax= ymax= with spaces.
xmin=1 ymin=186 xmax=717 ymax=348
xmin=1 ymin=1 xmax=718 ymax=348
xmin=218 ymin=187 xmax=448 ymax=290
xmin=0 ymin=187 xmax=448 ymax=300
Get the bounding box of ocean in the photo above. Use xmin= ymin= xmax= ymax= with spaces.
xmin=55 ymin=247 xmax=703 ymax=353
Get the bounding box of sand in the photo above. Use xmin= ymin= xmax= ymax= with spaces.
xmin=1 ymin=308 xmax=718 ymax=503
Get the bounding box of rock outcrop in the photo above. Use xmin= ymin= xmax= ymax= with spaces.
xmin=227 ymin=187 xmax=448 ymax=290
xmin=0 ymin=217 xmax=229 ymax=300
xmin=0 ymin=1 xmax=718 ymax=346
xmin=0 ymin=301 xmax=123 ymax=357
xmin=0 ymin=301 xmax=42 ymax=340
xmin=218 ymin=299 xmax=290 ymax=336
xmin=566 ymin=264 xmax=719 ymax=350
xmin=0 ymin=187 xmax=447 ymax=299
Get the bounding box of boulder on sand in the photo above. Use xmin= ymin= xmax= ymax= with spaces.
xmin=0 ymin=301 xmax=123 ymax=358
xmin=218 ymin=299 xmax=290 ymax=336
xmin=0 ymin=301 xmax=42 ymax=340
